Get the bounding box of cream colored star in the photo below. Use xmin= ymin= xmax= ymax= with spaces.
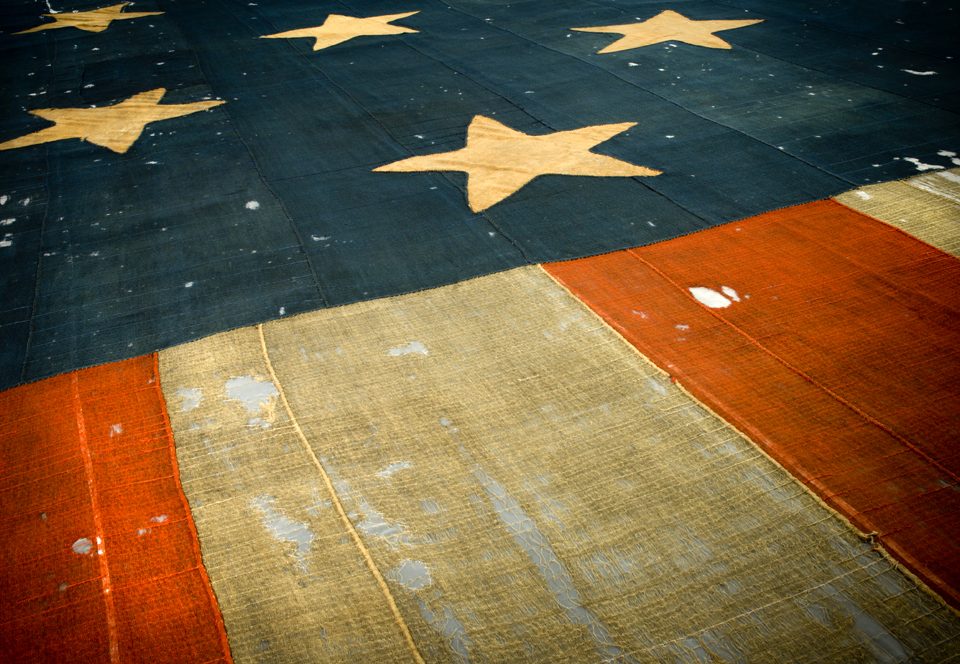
xmin=261 ymin=11 xmax=419 ymax=51
xmin=374 ymin=115 xmax=661 ymax=212
xmin=573 ymin=9 xmax=763 ymax=53
xmin=0 ymin=88 xmax=224 ymax=154
xmin=15 ymin=2 xmax=162 ymax=35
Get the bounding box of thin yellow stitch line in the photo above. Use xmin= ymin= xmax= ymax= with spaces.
xmin=255 ymin=323 xmax=426 ymax=664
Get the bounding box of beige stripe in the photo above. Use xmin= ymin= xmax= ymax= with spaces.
xmin=836 ymin=167 xmax=960 ymax=256
xmin=255 ymin=323 xmax=425 ymax=664
xmin=162 ymin=266 xmax=960 ymax=662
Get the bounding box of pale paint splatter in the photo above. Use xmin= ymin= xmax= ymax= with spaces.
xmin=176 ymin=387 xmax=202 ymax=412
xmin=377 ymin=461 xmax=414 ymax=479
xmin=903 ymin=157 xmax=944 ymax=171
xmin=72 ymin=538 xmax=93 ymax=555
xmin=689 ymin=286 xmax=733 ymax=309
xmin=390 ymin=559 xmax=432 ymax=591
xmin=251 ymin=495 xmax=314 ymax=571
xmin=225 ymin=376 xmax=278 ymax=414
xmin=387 ymin=341 xmax=429 ymax=357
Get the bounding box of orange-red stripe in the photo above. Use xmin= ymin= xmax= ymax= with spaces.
xmin=0 ymin=355 xmax=232 ymax=662
xmin=545 ymin=199 xmax=960 ymax=606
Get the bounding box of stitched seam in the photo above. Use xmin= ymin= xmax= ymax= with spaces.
xmin=73 ymin=372 xmax=119 ymax=663
xmin=153 ymin=353 xmax=235 ymax=664
xmin=256 ymin=324 xmax=425 ymax=664
xmin=624 ymin=248 xmax=960 ymax=484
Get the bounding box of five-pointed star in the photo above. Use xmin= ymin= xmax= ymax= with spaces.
xmin=374 ymin=115 xmax=661 ymax=212
xmin=261 ymin=11 xmax=419 ymax=51
xmin=573 ymin=9 xmax=763 ymax=53
xmin=15 ymin=2 xmax=162 ymax=35
xmin=0 ymin=88 xmax=224 ymax=154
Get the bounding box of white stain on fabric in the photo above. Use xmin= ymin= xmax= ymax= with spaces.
xmin=377 ymin=461 xmax=414 ymax=479
xmin=225 ymin=375 xmax=278 ymax=414
xmin=251 ymin=495 xmax=314 ymax=571
xmin=184 ymin=281 xmax=194 ymax=288
xmin=473 ymin=467 xmax=634 ymax=662
xmin=150 ymin=515 xmax=168 ymax=524
xmin=937 ymin=170 xmax=960 ymax=183
xmin=903 ymin=157 xmax=944 ymax=171
xmin=0 ymin=218 xmax=13 ymax=226
xmin=0 ymin=234 xmax=12 ymax=248
xmin=0 ymin=195 xmax=8 ymax=205
xmin=390 ymin=559 xmax=432 ymax=590
xmin=108 ymin=423 xmax=123 ymax=437
xmin=854 ymin=190 xmax=872 ymax=200
xmin=72 ymin=537 xmax=93 ymax=555
xmin=137 ymin=528 xmax=151 ymax=536
xmin=689 ymin=286 xmax=733 ymax=309
xmin=937 ymin=149 xmax=960 ymax=166
xmin=20 ymin=197 xmax=30 ymax=206
xmin=720 ymin=286 xmax=741 ymax=302
xmin=176 ymin=387 xmax=202 ymax=412
xmin=245 ymin=200 xmax=260 ymax=210
xmin=901 ymin=69 xmax=937 ymax=76
xmin=387 ymin=341 xmax=429 ymax=357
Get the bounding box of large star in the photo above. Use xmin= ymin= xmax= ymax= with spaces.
xmin=573 ymin=9 xmax=763 ymax=53
xmin=0 ymin=88 xmax=224 ymax=154
xmin=374 ymin=115 xmax=661 ymax=212
xmin=261 ymin=12 xmax=419 ymax=51
xmin=15 ymin=2 xmax=162 ymax=35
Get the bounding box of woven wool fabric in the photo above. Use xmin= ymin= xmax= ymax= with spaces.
xmin=0 ymin=356 xmax=230 ymax=662
xmin=161 ymin=266 xmax=960 ymax=662
xmin=545 ymin=199 xmax=960 ymax=608
xmin=2 ymin=0 xmax=960 ymax=389
xmin=836 ymin=168 xmax=960 ymax=256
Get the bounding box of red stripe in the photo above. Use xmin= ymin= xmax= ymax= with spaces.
xmin=0 ymin=356 xmax=232 ymax=662
xmin=545 ymin=199 xmax=960 ymax=606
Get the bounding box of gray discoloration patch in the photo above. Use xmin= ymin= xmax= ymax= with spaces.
xmin=225 ymin=375 xmax=278 ymax=414
xmin=72 ymin=537 xmax=93 ymax=555
xmin=472 ymin=467 xmax=633 ymax=662
xmin=390 ymin=559 xmax=432 ymax=591
xmin=251 ymin=495 xmax=315 ymax=571
xmin=377 ymin=460 xmax=413 ymax=479
xmin=822 ymin=585 xmax=910 ymax=663
xmin=805 ymin=603 xmax=831 ymax=627
xmin=387 ymin=341 xmax=429 ymax=357
xmin=421 ymin=499 xmax=442 ymax=514
xmin=176 ymin=387 xmax=203 ymax=412
xmin=646 ymin=376 xmax=669 ymax=396
xmin=356 ymin=500 xmax=412 ymax=547
xmin=320 ymin=457 xmax=413 ymax=547
xmin=418 ymin=600 xmax=473 ymax=662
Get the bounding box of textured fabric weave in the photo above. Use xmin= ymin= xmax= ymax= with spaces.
xmin=162 ymin=266 xmax=960 ymax=662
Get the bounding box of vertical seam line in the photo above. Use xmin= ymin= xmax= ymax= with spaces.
xmin=255 ymin=324 xmax=425 ymax=664
xmin=73 ymin=372 xmax=119 ymax=663
xmin=152 ymin=353 xmax=235 ymax=664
